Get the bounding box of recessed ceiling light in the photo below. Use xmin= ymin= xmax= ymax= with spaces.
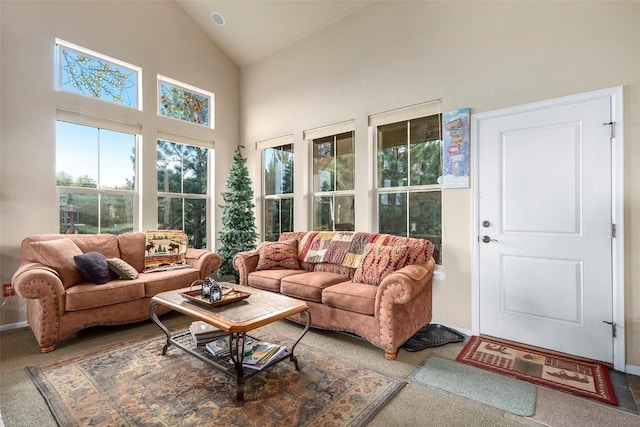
xmin=211 ymin=12 xmax=225 ymax=27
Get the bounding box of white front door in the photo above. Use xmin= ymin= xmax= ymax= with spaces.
xmin=476 ymin=93 xmax=615 ymax=363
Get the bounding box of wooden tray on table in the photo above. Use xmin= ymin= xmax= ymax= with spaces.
xmin=180 ymin=285 xmax=250 ymax=308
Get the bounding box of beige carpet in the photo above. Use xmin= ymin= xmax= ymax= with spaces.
xmin=2 ymin=313 xmax=640 ymax=426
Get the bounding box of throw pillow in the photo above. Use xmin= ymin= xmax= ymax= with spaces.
xmin=352 ymin=244 xmax=410 ymax=286
xmin=144 ymin=230 xmax=188 ymax=270
xmin=107 ymin=258 xmax=139 ymax=280
xmin=73 ymin=252 xmax=114 ymax=284
xmin=256 ymin=240 xmax=301 ymax=271
xmin=30 ymin=238 xmax=84 ymax=288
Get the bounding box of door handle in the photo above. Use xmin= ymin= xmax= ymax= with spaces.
xmin=481 ymin=235 xmax=498 ymax=243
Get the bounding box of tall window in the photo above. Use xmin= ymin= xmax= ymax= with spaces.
xmin=55 ymin=39 xmax=141 ymax=109
xmin=157 ymin=140 xmax=209 ymax=248
xmin=56 ymin=120 xmax=137 ymax=234
xmin=158 ymin=75 xmax=214 ymax=128
xmin=262 ymin=144 xmax=294 ymax=241
xmin=376 ymin=114 xmax=442 ymax=262
xmin=311 ymin=131 xmax=355 ymax=231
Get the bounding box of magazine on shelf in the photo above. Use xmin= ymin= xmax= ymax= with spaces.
xmin=205 ymin=336 xmax=230 ymax=357
xmin=242 ymin=342 xmax=288 ymax=371
xmin=189 ymin=321 xmax=226 ymax=346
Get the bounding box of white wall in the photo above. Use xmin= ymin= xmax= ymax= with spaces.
xmin=0 ymin=1 xmax=240 ymax=326
xmin=240 ymin=1 xmax=640 ymax=364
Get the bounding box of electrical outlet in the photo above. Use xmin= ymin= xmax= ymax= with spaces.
xmin=2 ymin=283 xmax=15 ymax=297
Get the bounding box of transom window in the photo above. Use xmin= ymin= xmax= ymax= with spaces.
xmin=262 ymin=143 xmax=294 ymax=241
xmin=55 ymin=39 xmax=141 ymax=109
xmin=157 ymin=139 xmax=209 ymax=248
xmin=158 ymin=75 xmax=214 ymax=128
xmin=311 ymin=131 xmax=355 ymax=231
xmin=376 ymin=114 xmax=442 ymax=262
xmin=56 ymin=120 xmax=137 ymax=234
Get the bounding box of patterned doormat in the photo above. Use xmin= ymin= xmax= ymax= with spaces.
xmin=456 ymin=336 xmax=617 ymax=406
xmin=26 ymin=331 xmax=402 ymax=426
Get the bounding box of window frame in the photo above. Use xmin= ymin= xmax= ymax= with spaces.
xmin=157 ymin=74 xmax=215 ymax=129
xmin=55 ymin=38 xmax=142 ymax=110
xmin=258 ymin=135 xmax=295 ymax=242
xmin=156 ymin=137 xmax=211 ymax=249
xmin=372 ymin=104 xmax=443 ymax=264
xmin=307 ymin=127 xmax=356 ymax=232
xmin=55 ymin=114 xmax=140 ymax=234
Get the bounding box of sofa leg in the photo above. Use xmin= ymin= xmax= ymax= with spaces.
xmin=384 ymin=349 xmax=398 ymax=360
xmin=40 ymin=344 xmax=55 ymax=353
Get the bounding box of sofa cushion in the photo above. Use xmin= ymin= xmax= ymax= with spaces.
xmin=144 ymin=230 xmax=188 ymax=270
xmin=352 ymin=243 xmax=409 ymax=286
xmin=248 ymin=270 xmax=306 ymax=292
xmin=256 ymin=239 xmax=301 ymax=271
xmin=65 ymin=280 xmax=145 ymax=311
xmin=140 ymin=268 xmax=200 ymax=296
xmin=74 ymin=252 xmax=114 ymax=284
xmin=322 ymin=281 xmax=377 ymax=315
xmin=281 ymin=272 xmax=350 ymax=302
xmin=107 ymin=258 xmax=139 ymax=280
xmin=116 ymin=232 xmax=146 ymax=272
xmin=30 ymin=238 xmax=85 ymax=288
xmin=313 ymin=262 xmax=354 ymax=278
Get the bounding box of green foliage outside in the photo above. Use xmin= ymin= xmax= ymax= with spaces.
xmin=218 ymin=146 xmax=258 ymax=281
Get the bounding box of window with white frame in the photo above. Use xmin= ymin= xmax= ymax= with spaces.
xmin=260 ymin=137 xmax=294 ymax=241
xmin=158 ymin=75 xmax=214 ymax=128
xmin=156 ymin=138 xmax=210 ymax=248
xmin=55 ymin=39 xmax=141 ymax=109
xmin=308 ymin=128 xmax=355 ymax=231
xmin=375 ymin=111 xmax=442 ymax=263
xmin=56 ymin=118 xmax=138 ymax=234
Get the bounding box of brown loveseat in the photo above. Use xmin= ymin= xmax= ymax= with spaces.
xmin=233 ymin=231 xmax=435 ymax=360
xmin=12 ymin=232 xmax=221 ymax=352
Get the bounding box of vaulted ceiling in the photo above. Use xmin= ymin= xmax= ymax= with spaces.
xmin=176 ymin=0 xmax=375 ymax=68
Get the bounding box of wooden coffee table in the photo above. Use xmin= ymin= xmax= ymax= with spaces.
xmin=149 ymin=283 xmax=310 ymax=405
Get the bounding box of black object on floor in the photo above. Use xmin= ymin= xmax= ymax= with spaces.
xmin=401 ymin=324 xmax=465 ymax=352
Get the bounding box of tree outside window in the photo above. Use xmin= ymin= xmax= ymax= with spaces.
xmin=263 ymin=144 xmax=294 ymax=241
xmin=157 ymin=140 xmax=208 ymax=248
xmin=377 ymin=114 xmax=442 ymax=262
xmin=312 ymin=131 xmax=355 ymax=231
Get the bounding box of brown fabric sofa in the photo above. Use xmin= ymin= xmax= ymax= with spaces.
xmin=233 ymin=231 xmax=435 ymax=360
xmin=12 ymin=232 xmax=221 ymax=353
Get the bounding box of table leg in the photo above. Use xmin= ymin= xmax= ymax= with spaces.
xmin=148 ymin=302 xmax=172 ymax=355
xmin=228 ymin=332 xmax=247 ymax=405
xmin=289 ymin=308 xmax=311 ymax=371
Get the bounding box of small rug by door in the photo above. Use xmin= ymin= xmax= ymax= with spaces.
xmin=412 ymin=357 xmax=536 ymax=416
xmin=456 ymin=336 xmax=618 ymax=406
xmin=26 ymin=332 xmax=403 ymax=427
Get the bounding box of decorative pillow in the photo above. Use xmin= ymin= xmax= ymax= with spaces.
xmin=74 ymin=252 xmax=114 ymax=284
xmin=144 ymin=230 xmax=187 ymax=270
xmin=107 ymin=258 xmax=139 ymax=280
xmin=30 ymin=238 xmax=84 ymax=288
xmin=256 ymin=240 xmax=301 ymax=271
xmin=352 ymin=244 xmax=410 ymax=286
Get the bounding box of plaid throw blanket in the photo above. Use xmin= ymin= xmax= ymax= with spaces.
xmin=299 ymin=231 xmax=390 ymax=269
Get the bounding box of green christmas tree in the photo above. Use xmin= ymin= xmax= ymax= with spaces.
xmin=218 ymin=146 xmax=258 ymax=281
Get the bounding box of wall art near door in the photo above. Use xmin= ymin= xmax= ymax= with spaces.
xmin=442 ymin=108 xmax=470 ymax=188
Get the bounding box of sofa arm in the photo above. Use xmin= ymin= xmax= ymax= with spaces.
xmin=12 ymin=262 xmax=67 ymax=317
xmin=232 ymin=250 xmax=260 ymax=286
xmin=186 ymin=249 xmax=222 ymax=280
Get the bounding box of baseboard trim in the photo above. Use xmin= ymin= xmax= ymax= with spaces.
xmin=0 ymin=320 xmax=28 ymax=332
xmin=625 ymin=364 xmax=640 ymax=376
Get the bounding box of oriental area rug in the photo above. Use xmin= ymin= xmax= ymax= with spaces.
xmin=27 ymin=333 xmax=402 ymax=427
xmin=456 ymin=336 xmax=617 ymax=406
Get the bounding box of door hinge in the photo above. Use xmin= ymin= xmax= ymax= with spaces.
xmin=603 ymin=320 xmax=617 ymax=338
xmin=611 ymin=223 xmax=616 ymax=238
xmin=603 ymin=121 xmax=615 ymax=139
